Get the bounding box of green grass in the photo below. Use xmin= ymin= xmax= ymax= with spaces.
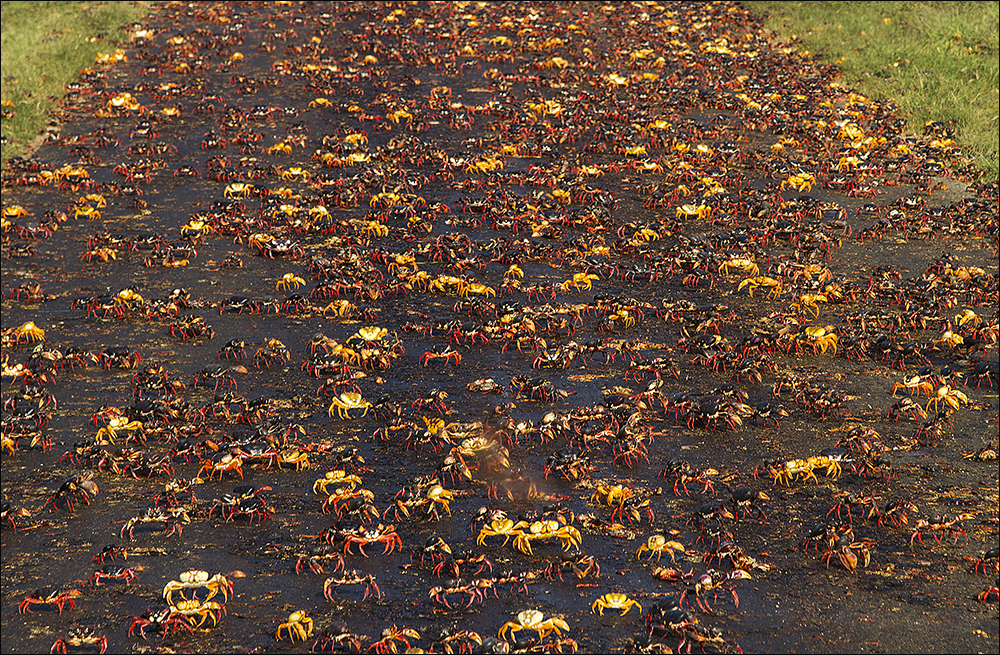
xmin=1 ymin=1 xmax=151 ymax=162
xmin=746 ymin=1 xmax=999 ymax=182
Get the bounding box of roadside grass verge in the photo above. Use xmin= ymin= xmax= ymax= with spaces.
xmin=1 ymin=1 xmax=150 ymax=163
xmin=746 ymin=1 xmax=999 ymax=182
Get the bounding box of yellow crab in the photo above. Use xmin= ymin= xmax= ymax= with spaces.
xmin=954 ymin=309 xmax=982 ymax=327
xmin=343 ymin=131 xmax=368 ymax=146
xmin=280 ymin=166 xmax=310 ymax=181
xmin=676 ymin=204 xmax=711 ymax=221
xmin=74 ymin=206 xmax=102 ymax=220
xmin=13 ymin=321 xmax=45 ymax=344
xmin=3 ymin=205 xmax=30 ymax=220
xmin=926 ymin=385 xmax=968 ymax=413
xmin=347 ymin=327 xmax=388 ymax=346
xmin=360 ymin=221 xmax=389 ymax=239
xmin=504 ymin=265 xmax=524 ymax=281
xmin=718 ymin=256 xmax=758 ymax=277
xmin=780 ymin=172 xmax=816 ymax=193
xmin=370 ymin=192 xmax=402 ymax=208
xmin=328 ymin=392 xmax=372 ymax=420
xmin=429 ymin=275 xmax=466 ymax=295
xmin=387 ymin=109 xmax=413 ymax=124
xmin=313 ymin=470 xmax=364 ymax=495
xmin=276 ymin=273 xmax=306 ymax=292
xmin=499 ymin=610 xmax=569 ymax=642
xmin=224 ymin=183 xmax=255 ymax=199
xmin=636 ymin=535 xmax=685 ymax=563
xmin=460 ymin=282 xmax=496 ymax=298
xmin=790 ymin=294 xmax=828 ymax=318
xmin=803 ymin=326 xmax=838 ymax=355
xmin=96 ymin=416 xmax=143 ymax=443
xmin=561 ymin=272 xmax=599 ymax=292
xmin=276 ymin=611 xmax=313 ymax=642
xmin=180 ymin=219 xmax=213 ymax=238
xmin=738 ymin=276 xmax=782 ymax=299
xmin=477 ymin=518 xmax=523 ymax=548
xmin=592 ymin=592 xmax=642 ymax=616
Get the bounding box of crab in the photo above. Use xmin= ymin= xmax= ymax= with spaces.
xmin=964 ymin=548 xmax=1000 ymax=576
xmin=128 ymin=607 xmax=195 ymax=640
xmin=343 ymin=523 xmax=403 ymax=557
xmin=562 ymin=272 xmax=600 ymax=292
xmin=95 ymin=416 xmax=143 ymax=443
xmin=781 ymin=172 xmax=816 ymax=193
xmin=18 ymin=589 xmax=82 ymax=614
xmin=370 ymin=626 xmax=421 ymax=655
xmin=13 ymin=321 xmax=45 ymax=344
xmin=324 ymin=570 xmax=381 ymax=601
xmin=476 ymin=518 xmax=524 ymax=548
xmin=266 ymin=141 xmax=292 ymax=156
xmin=180 ymin=219 xmax=213 ymax=239
xmin=49 ymin=627 xmax=108 ymax=655
xmin=680 ymin=569 xmax=752 ymax=612
xmin=511 ymin=519 xmax=583 ymax=555
xmin=81 ymin=247 xmax=117 ymax=263
xmin=428 ymin=578 xmax=495 ymax=608
xmin=361 ymin=220 xmax=390 ymax=239
xmin=499 ymin=609 xmax=569 ymax=642
xmin=224 ymin=183 xmax=254 ymax=199
xmin=170 ymin=598 xmax=225 ymax=628
xmin=738 ymin=276 xmax=782 ymax=299
xmin=74 ymin=206 xmax=101 ymax=220
xmin=276 ymin=273 xmax=306 ymax=291
xmin=821 ymin=535 xmax=875 ymax=571
xmin=925 ymin=385 xmax=968 ymax=413
xmin=276 ymin=448 xmax=310 ymax=471
xmin=419 ymin=346 xmax=461 ymax=367
xmin=460 ymin=282 xmax=496 ymax=297
xmin=954 ymin=309 xmax=983 ymax=327
xmin=346 ymin=326 xmax=390 ymax=349
xmin=676 ymin=204 xmax=711 ymax=221
xmin=803 ymin=326 xmax=838 ymax=355
xmin=790 ymin=293 xmax=828 ymax=317
xmin=275 ymin=611 xmax=313 ymax=642
xmin=328 ymin=392 xmax=373 ymax=420
xmin=429 ymin=275 xmax=467 ymax=295
xmin=637 ymin=535 xmax=686 ymax=563
xmin=42 ymin=472 xmax=100 ymax=512
xmin=393 ymin=482 xmax=454 ymax=521
xmin=313 ymin=470 xmax=364 ymax=495
xmin=592 ymin=592 xmax=642 ymax=616
xmin=162 ymin=569 xmax=244 ymax=605
xmin=2 ymin=205 xmax=30 ymax=220
xmin=199 ymin=453 xmax=245 ymax=481
xmin=590 ymin=484 xmax=654 ymax=523
xmin=718 ymin=256 xmax=759 ymax=277
xmin=121 ymin=506 xmax=191 ymax=540
xmin=910 ymin=513 xmax=973 ymax=547
xmin=892 ymin=375 xmax=935 ymax=398
xmin=252 ymin=338 xmax=291 ymax=368
xmin=89 ymin=564 xmax=144 ymax=586
xmin=170 ymin=316 xmax=215 ymax=341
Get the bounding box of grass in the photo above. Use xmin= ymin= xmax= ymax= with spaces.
xmin=1 ymin=1 xmax=151 ymax=162
xmin=745 ymin=1 xmax=999 ymax=182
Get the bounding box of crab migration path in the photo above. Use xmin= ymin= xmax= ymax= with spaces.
xmin=1 ymin=2 xmax=997 ymax=654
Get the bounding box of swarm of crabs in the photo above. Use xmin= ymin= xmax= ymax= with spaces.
xmin=2 ymin=1 xmax=997 ymax=654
